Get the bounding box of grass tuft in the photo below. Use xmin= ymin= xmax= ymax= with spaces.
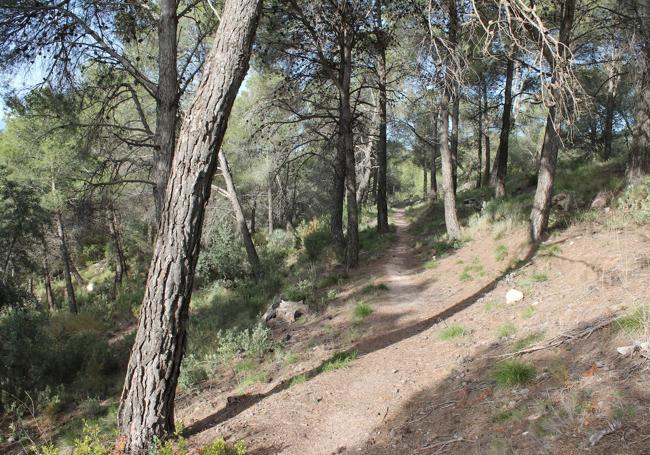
xmin=319 ymin=351 xmax=358 ymax=373
xmin=353 ymin=302 xmax=374 ymax=320
xmin=497 ymin=322 xmax=516 ymax=338
xmin=361 ymin=283 xmax=389 ymax=294
xmin=439 ymin=324 xmax=466 ymax=340
xmin=491 ymin=360 xmax=536 ymax=388
xmin=615 ymin=306 xmax=650 ymax=334
xmin=511 ymin=332 xmax=545 ymax=352
xmin=495 ymin=244 xmax=508 ymax=262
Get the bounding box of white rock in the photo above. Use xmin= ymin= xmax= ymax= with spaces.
xmin=506 ymin=289 xmax=524 ymax=304
xmin=86 ymin=281 xmax=95 ymax=292
xmin=616 ymin=345 xmax=636 ymax=356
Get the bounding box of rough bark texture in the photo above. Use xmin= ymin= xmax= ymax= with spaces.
xmin=626 ymin=48 xmax=650 ymax=182
xmin=219 ymin=152 xmax=262 ymax=279
xmin=375 ymin=0 xmax=389 ymax=234
xmin=476 ymin=92 xmax=483 ymax=189
xmin=56 ymin=211 xmax=77 ymax=314
xmin=529 ymin=0 xmax=575 ymax=243
xmin=439 ymin=90 xmax=462 ymax=240
xmin=602 ymin=64 xmax=618 ymax=160
xmin=152 ymin=0 xmax=179 ymax=224
xmin=117 ymin=1 xmax=261 ymax=451
xmin=451 ymin=95 xmax=460 ymax=194
xmin=267 ymin=181 xmax=274 ymax=235
xmin=430 ymin=108 xmax=439 ymax=200
xmin=494 ymin=57 xmax=515 ymax=198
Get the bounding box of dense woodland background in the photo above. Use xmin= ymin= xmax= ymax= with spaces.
xmin=0 ymin=0 xmax=649 ymax=453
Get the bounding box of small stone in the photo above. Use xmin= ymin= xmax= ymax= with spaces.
xmin=617 ymin=345 xmax=636 ymax=356
xmin=392 ymin=369 xmax=399 ymax=374
xmin=506 ymin=289 xmax=524 ymax=304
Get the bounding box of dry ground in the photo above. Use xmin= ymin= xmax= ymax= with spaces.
xmin=177 ymin=208 xmax=650 ymax=454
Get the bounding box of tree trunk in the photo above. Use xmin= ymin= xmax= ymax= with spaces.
xmin=439 ymin=89 xmax=462 ymax=239
xmin=451 ymin=95 xmax=460 ymax=194
xmin=267 ymin=180 xmax=273 ymax=235
xmin=602 ymin=62 xmax=619 ymax=160
xmin=340 ymin=25 xmax=359 ymax=268
xmin=250 ymin=198 xmax=256 ymax=234
xmin=494 ymin=56 xmax=515 ymax=198
xmin=430 ymin=107 xmax=439 ymax=200
xmin=109 ymin=204 xmax=128 ymax=288
xmin=476 ymin=91 xmax=483 ymax=189
xmin=219 ymin=151 xmax=262 ymax=279
xmin=56 ymin=211 xmax=77 ymax=314
xmin=529 ymin=0 xmax=576 ymax=242
xmin=626 ymin=48 xmax=650 ymax=182
xmin=42 ymin=241 xmax=56 ymax=312
xmin=117 ymin=1 xmax=261 ymax=451
xmin=152 ymin=0 xmax=179 ymax=225
xmin=423 ymin=165 xmax=428 ymax=198
xmin=375 ymin=0 xmax=389 ymax=233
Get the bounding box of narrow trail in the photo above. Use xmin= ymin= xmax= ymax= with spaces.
xmin=183 ymin=210 xmax=650 ymax=454
xmin=185 ymin=209 xmax=518 ymax=454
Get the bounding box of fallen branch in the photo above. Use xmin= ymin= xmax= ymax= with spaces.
xmin=491 ymin=314 xmax=619 ymax=359
xmin=414 ymin=435 xmax=464 ymax=453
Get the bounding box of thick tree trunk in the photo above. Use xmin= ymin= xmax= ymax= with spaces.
xmin=117 ymin=1 xmax=261 ymax=451
xmin=494 ymin=57 xmax=515 ymax=198
xmin=219 ymin=152 xmax=262 ymax=279
xmin=626 ymin=49 xmax=650 ymax=182
xmin=375 ymin=0 xmax=389 ymax=233
xmin=451 ymin=95 xmax=460 ymax=194
xmin=430 ymin=108 xmax=439 ymax=200
xmin=439 ymin=90 xmax=462 ymax=239
xmin=331 ymin=142 xmax=347 ymax=255
xmin=108 ymin=204 xmax=128 ymax=288
xmin=152 ymin=0 xmax=180 ymax=225
xmin=529 ymin=0 xmax=575 ymax=243
xmin=56 ymin=211 xmax=77 ymax=314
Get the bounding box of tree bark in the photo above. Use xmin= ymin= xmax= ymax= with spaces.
xmin=476 ymin=89 xmax=483 ymax=189
xmin=626 ymin=48 xmax=650 ymax=182
xmin=430 ymin=107 xmax=439 ymax=200
xmin=108 ymin=204 xmax=128 ymax=288
xmin=42 ymin=240 xmax=56 ymax=312
xmin=375 ymin=0 xmax=389 ymax=234
xmin=267 ymin=180 xmax=273 ymax=235
xmin=152 ymin=0 xmax=180 ymax=225
xmin=451 ymin=95 xmax=460 ymax=194
xmin=439 ymin=89 xmax=462 ymax=239
xmin=339 ymin=21 xmax=359 ymax=268
xmin=529 ymin=0 xmax=576 ymax=243
xmin=219 ymin=151 xmax=262 ymax=279
xmin=494 ymin=56 xmax=515 ymax=198
xmin=602 ymin=62 xmax=619 ymax=160
xmin=482 ymin=79 xmax=491 ymax=186
xmin=117 ymin=1 xmax=261 ymax=451
xmin=423 ymin=165 xmax=428 ymax=198
xmin=56 ymin=211 xmax=77 ymax=314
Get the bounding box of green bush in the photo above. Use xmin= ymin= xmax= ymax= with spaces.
xmin=199 ymin=438 xmax=247 ymax=455
xmin=267 ymin=229 xmax=296 ymax=255
xmin=300 ymin=219 xmax=331 ymax=260
xmin=196 ymin=222 xmax=246 ymax=282
xmin=618 ymin=177 xmax=650 ymax=224
xmin=491 ymin=360 xmax=536 ymax=388
xmin=439 ymin=325 xmax=466 ymax=340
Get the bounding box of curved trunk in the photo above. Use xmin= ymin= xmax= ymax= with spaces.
xmin=219 ymin=152 xmax=262 ymax=279
xmin=117 ymin=1 xmax=261 ymax=451
xmin=529 ymin=0 xmax=576 ymax=242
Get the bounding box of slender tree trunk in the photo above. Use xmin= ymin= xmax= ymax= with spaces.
xmin=495 ymin=56 xmax=515 ymax=198
xmin=423 ymin=165 xmax=428 ymax=198
xmin=152 ymin=0 xmax=179 ymax=225
xmin=430 ymin=107 xmax=439 ymax=199
xmin=340 ymin=26 xmax=359 ymax=268
xmin=42 ymin=241 xmax=56 ymax=312
xmin=451 ymin=95 xmax=460 ymax=194
xmin=1 ymin=232 xmax=17 ymax=284
xmin=482 ymin=77 xmax=491 ymax=187
xmin=267 ymin=180 xmax=273 ymax=235
xmin=602 ymin=63 xmax=619 ymax=160
xmin=529 ymin=0 xmax=575 ymax=242
xmin=109 ymin=204 xmax=128 ymax=288
xmin=626 ymin=48 xmax=650 ymax=182
xmin=440 ymin=89 xmax=462 ymax=239
xmin=56 ymin=211 xmax=77 ymax=314
xmin=117 ymin=1 xmax=261 ymax=451
xmin=375 ymin=0 xmax=389 ymax=233
xmin=250 ymin=198 xmax=256 ymax=234
xmin=476 ymin=92 xmax=483 ymax=189
xmin=219 ymin=152 xmax=262 ymax=279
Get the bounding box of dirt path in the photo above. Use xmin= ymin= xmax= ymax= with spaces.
xmin=183 ymin=211 xmax=650 ymax=454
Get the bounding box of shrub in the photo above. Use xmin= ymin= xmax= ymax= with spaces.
xmin=196 ymin=222 xmax=246 ymax=282
xmin=491 ymin=360 xmax=536 ymax=388
xmin=199 ymin=438 xmax=247 ymax=455
xmin=615 ymin=306 xmax=650 ymax=334
xmin=267 ymin=229 xmax=295 ymax=255
xmin=300 ymin=218 xmax=331 ymax=260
